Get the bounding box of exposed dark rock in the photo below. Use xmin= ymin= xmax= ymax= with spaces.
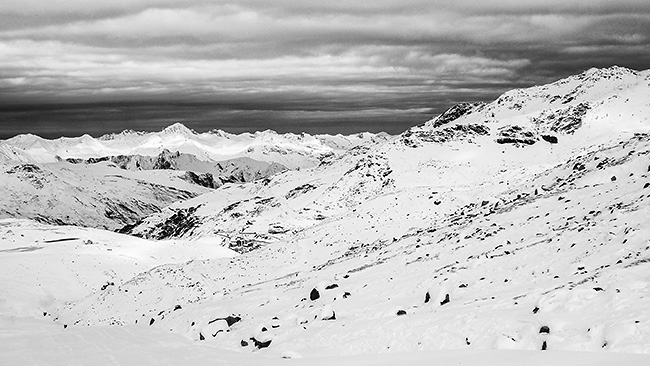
xmin=533 ymin=307 xmax=540 ymax=314
xmin=322 ymin=311 xmax=336 ymax=321
xmin=285 ymin=183 xmax=317 ymax=199
xmin=429 ymin=102 xmax=485 ymax=128
xmin=534 ymin=102 xmax=590 ymax=134
xmin=250 ymin=337 xmax=272 ymax=349
xmin=343 ymin=292 xmax=351 ymax=299
xmin=396 ymin=310 xmax=407 ymax=316
xmin=240 ymin=340 xmax=249 ymax=347
xmin=440 ymin=294 xmax=450 ymax=306
xmin=496 ymin=125 xmax=537 ymax=145
xmin=180 ymin=171 xmax=218 ymax=189
xmin=199 ymin=333 xmax=205 ymax=341
xmin=402 ymin=124 xmax=490 ymax=147
xmin=424 ymin=291 xmax=431 ymax=303
xmin=149 ymin=318 xmax=155 ymax=326
xmin=208 ymin=315 xmax=241 ymax=327
xmin=310 ymin=288 xmax=320 ymax=301
xmin=120 ymin=205 xmax=202 ymax=239
xmin=541 ymin=134 xmax=559 ymax=144
xmin=268 ymin=224 xmax=290 ymax=234
xmin=541 ymin=341 xmax=547 ymax=350
xmin=573 ymin=162 xmax=586 ymax=171
xmin=539 ymin=326 xmax=550 ymax=334
xmin=325 ymin=284 xmax=339 ymax=290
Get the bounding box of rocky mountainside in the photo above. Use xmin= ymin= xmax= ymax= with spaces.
xmin=0 ymin=161 xmax=209 ymax=230
xmin=32 ymin=66 xmax=650 ymax=358
xmin=65 ymin=149 xmax=287 ymax=188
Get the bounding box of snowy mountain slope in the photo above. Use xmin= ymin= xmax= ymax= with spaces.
xmin=0 ymin=219 xmax=236 ymax=320
xmin=2 ymin=123 xmax=387 ymax=169
xmin=0 ymin=161 xmax=209 ymax=230
xmin=409 ymin=66 xmax=650 ymax=149
xmin=66 ymin=149 xmax=287 ymax=188
xmin=2 ymin=317 xmax=648 ymax=366
xmin=45 ymin=67 xmax=650 ymax=359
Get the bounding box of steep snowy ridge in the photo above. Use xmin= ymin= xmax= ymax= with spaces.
xmin=2 ymin=67 xmax=650 ymax=364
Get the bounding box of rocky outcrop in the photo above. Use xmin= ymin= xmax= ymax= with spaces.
xmin=496 ymin=125 xmax=538 ymax=145
xmin=402 ymin=124 xmax=490 ymax=147
xmin=119 ymin=205 xmax=203 ymax=239
xmin=427 ymin=102 xmax=486 ymax=128
xmin=533 ymin=102 xmax=590 ymax=135
xmin=66 ymin=150 xmax=287 ymax=188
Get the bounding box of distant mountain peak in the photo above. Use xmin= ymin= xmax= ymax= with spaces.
xmin=161 ymin=123 xmax=196 ymax=136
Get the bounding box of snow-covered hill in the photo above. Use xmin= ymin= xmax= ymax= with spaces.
xmin=65 ymin=149 xmax=287 ymax=188
xmin=2 ymin=66 xmax=650 ymax=364
xmin=1 ymin=123 xmax=387 ymax=169
xmin=0 ymin=161 xmax=209 ymax=230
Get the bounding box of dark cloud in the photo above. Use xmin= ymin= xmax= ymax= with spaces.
xmin=1 ymin=1 xmax=649 ymax=137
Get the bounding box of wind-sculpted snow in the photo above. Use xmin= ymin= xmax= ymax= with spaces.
xmin=3 ymin=67 xmax=650 ymax=363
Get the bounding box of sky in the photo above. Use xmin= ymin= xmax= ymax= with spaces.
xmin=1 ymin=0 xmax=650 ymax=138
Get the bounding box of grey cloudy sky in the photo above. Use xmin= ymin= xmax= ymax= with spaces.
xmin=1 ymin=0 xmax=649 ymax=137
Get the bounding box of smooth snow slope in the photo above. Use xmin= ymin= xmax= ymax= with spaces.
xmin=0 ymin=219 xmax=236 ymax=319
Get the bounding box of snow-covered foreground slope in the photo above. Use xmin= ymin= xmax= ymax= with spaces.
xmin=1 ymin=318 xmax=647 ymax=366
xmin=1 ymin=67 xmax=650 ymax=364
xmin=0 ymin=219 xmax=236 ymax=319
xmin=1 ymin=123 xmax=387 ymax=169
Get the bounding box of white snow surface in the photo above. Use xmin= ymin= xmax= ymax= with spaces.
xmin=2 ymin=66 xmax=650 ymax=365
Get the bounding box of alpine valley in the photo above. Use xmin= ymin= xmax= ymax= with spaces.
xmin=1 ymin=66 xmax=650 ymax=365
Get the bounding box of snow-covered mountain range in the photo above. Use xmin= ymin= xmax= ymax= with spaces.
xmin=1 ymin=123 xmax=386 ymax=169
xmin=2 ymin=66 xmax=650 ymax=364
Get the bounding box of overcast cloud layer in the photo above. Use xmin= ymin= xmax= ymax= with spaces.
xmin=1 ymin=0 xmax=650 ymax=137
